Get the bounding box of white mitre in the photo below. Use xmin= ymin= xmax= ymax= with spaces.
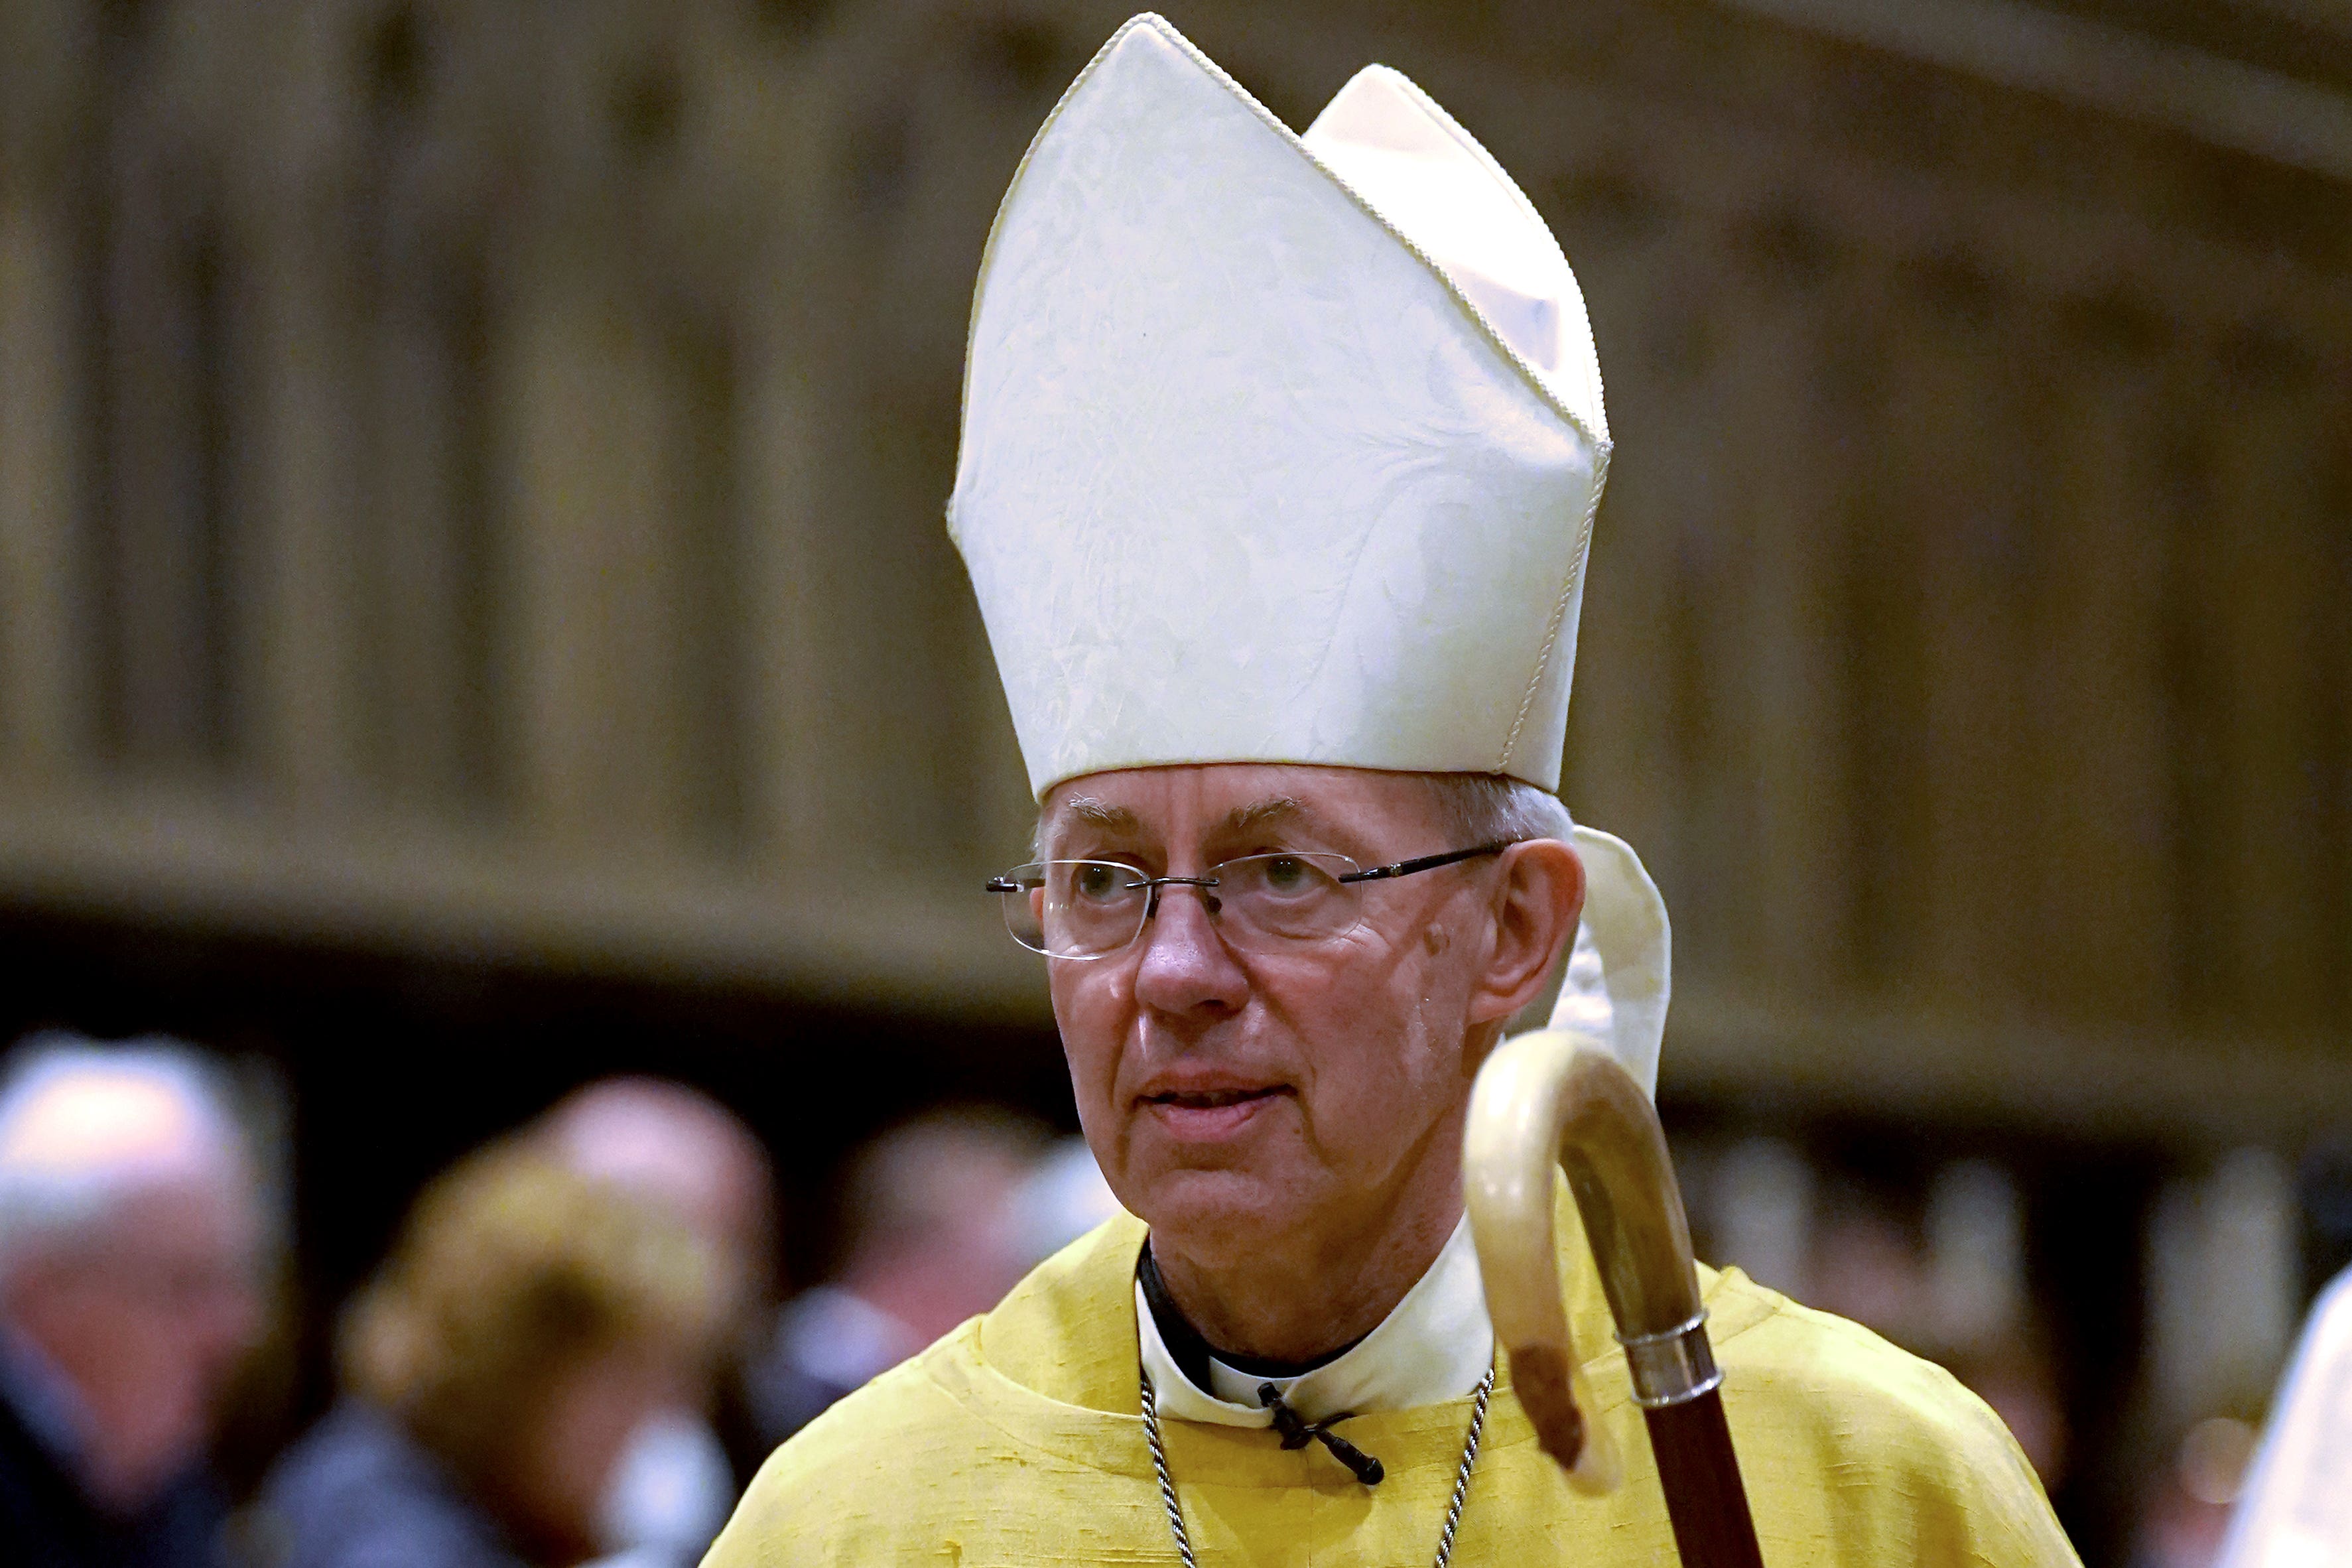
xmin=948 ymin=13 xmax=1671 ymax=1092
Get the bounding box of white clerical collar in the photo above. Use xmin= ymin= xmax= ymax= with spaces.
xmin=1138 ymin=1214 xmax=1494 ymax=1428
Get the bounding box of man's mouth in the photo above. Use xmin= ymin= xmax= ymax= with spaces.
xmin=1140 ymin=1084 xmax=1291 ymax=1139
xmin=1148 ymin=1086 xmax=1283 ymax=1110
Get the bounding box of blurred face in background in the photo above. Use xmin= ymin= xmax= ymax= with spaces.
xmin=341 ymin=1145 xmax=728 ymax=1568
xmin=500 ymin=1337 xmax=693 ymax=1566
xmin=4 ymin=1159 xmax=263 ymax=1511
xmin=836 ymin=1114 xmax=1046 ymax=1343
xmin=537 ymin=1078 xmax=779 ymax=1333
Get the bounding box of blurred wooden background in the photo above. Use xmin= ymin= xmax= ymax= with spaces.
xmin=0 ymin=0 xmax=2345 ymax=1140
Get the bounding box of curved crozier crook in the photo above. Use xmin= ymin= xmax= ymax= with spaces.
xmin=1463 ymin=1029 xmax=1711 ymax=1494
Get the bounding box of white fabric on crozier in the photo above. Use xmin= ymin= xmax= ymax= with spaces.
xmin=1551 ymin=824 xmax=1672 ymax=1096
xmin=948 ymin=13 xmax=1674 ymax=1092
xmin=1139 ymin=1215 xmax=1494 ymax=1428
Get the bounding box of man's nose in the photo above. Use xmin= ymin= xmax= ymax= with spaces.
xmin=1132 ymin=879 xmax=1248 ymax=1015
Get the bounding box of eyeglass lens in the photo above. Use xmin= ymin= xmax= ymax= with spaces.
xmin=999 ymin=854 xmax=1362 ymax=958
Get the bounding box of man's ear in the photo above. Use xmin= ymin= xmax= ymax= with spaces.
xmin=1468 ymin=840 xmax=1585 ymax=1027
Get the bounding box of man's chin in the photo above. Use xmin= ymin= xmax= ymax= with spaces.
xmin=1126 ymin=1165 xmax=1305 ymax=1257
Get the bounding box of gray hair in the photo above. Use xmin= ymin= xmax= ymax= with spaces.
xmin=0 ymin=1034 xmax=248 ymax=1284
xmin=1417 ymin=773 xmax=1575 ymax=847
xmin=1031 ymin=771 xmax=1573 ymax=857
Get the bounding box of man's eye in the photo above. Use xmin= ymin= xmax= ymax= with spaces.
xmin=1072 ymin=864 xmax=1125 ymax=899
xmin=1250 ymin=856 xmax=1337 ymax=900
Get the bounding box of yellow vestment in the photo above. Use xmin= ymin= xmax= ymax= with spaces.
xmin=706 ymin=1205 xmax=2079 ymax=1566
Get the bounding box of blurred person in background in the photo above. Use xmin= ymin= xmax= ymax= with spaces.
xmin=2128 ymin=1416 xmax=2260 ymax=1568
xmin=744 ymin=1106 xmax=1044 ymax=1447
xmin=1806 ymin=1179 xmax=2071 ymax=1489
xmin=1008 ymin=1136 xmax=1128 ymax=1274
xmin=535 ymin=1078 xmax=777 ymax=1322
xmin=532 ymin=1078 xmax=778 ymax=1558
xmin=258 ymin=1141 xmax=723 ymax=1568
xmin=0 ymin=1035 xmax=264 ymax=1568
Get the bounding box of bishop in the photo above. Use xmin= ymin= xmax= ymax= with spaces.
xmin=705 ymin=16 xmax=2079 ymax=1565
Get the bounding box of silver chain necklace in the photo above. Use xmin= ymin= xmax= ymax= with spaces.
xmin=1139 ymin=1361 xmax=1496 ymax=1568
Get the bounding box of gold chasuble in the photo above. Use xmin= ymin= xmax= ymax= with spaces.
xmin=705 ymin=1203 xmax=2077 ymax=1567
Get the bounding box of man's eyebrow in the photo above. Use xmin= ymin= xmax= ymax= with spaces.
xmin=1061 ymin=797 xmax=1140 ymax=832
xmin=1221 ymin=797 xmax=1315 ymax=837
xmin=1045 ymin=794 xmax=1322 ymax=845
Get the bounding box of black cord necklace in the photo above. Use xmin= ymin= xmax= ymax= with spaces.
xmin=1256 ymin=1381 xmax=1386 ymax=1484
xmin=1140 ymin=1362 xmax=1495 ymax=1568
xmin=1136 ymin=1243 xmax=1389 ymax=1486
xmin=1132 ymin=1242 xmax=1495 ymax=1561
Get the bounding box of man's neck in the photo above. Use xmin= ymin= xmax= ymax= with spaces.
xmin=1137 ymin=1243 xmax=1369 ymax=1389
xmin=1145 ymin=1186 xmax=1463 ymax=1364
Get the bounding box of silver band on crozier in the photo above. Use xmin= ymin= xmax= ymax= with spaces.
xmin=1616 ymin=1309 xmax=1723 ymax=1409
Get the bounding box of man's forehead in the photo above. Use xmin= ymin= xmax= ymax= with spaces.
xmin=1057 ymin=791 xmax=1317 ymax=835
xmin=1039 ymin=765 xmax=1441 ymax=844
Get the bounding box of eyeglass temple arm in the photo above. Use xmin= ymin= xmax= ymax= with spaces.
xmin=1339 ymin=842 xmax=1510 ymax=884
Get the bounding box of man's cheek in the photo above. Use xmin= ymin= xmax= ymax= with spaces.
xmin=1067 ymin=1019 xmax=1134 ymax=1134
xmin=1062 ymin=1037 xmax=1114 ymax=1118
xmin=1052 ymin=982 xmax=1113 ymax=1065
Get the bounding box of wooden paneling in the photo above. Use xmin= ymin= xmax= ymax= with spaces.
xmin=0 ymin=0 xmax=2345 ymax=1136
xmin=0 ymin=198 xmax=84 ymax=778
xmin=2023 ymin=301 xmax=2179 ymax=1025
xmin=243 ymin=203 xmax=361 ymax=813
